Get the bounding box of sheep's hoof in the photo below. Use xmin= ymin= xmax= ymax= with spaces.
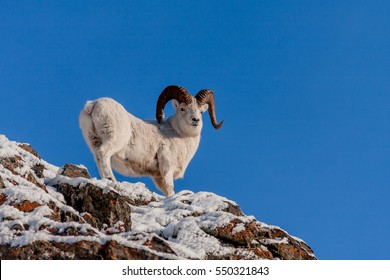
xmin=165 ymin=191 xmax=175 ymax=197
xmin=107 ymin=180 xmax=120 ymax=189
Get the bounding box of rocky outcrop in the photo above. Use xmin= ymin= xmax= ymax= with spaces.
xmin=0 ymin=134 xmax=316 ymax=260
xmin=55 ymin=165 xmax=132 ymax=232
xmin=0 ymin=240 xmax=173 ymax=260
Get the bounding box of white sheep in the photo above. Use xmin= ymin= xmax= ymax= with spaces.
xmin=79 ymin=85 xmax=223 ymax=196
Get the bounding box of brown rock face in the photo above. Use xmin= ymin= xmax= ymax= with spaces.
xmin=0 ymin=175 xmax=4 ymax=189
xmin=0 ymin=156 xmax=23 ymax=175
xmin=0 ymin=134 xmax=316 ymax=260
xmin=18 ymin=143 xmax=41 ymax=159
xmin=12 ymin=201 xmax=42 ymax=212
xmin=0 ymin=240 xmax=170 ymax=260
xmin=61 ymin=163 xmax=91 ymax=179
xmin=55 ymin=182 xmax=132 ymax=232
xmin=203 ymin=219 xmax=315 ymax=260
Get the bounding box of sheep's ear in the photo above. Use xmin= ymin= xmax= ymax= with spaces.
xmin=200 ymin=103 xmax=209 ymax=113
xmin=172 ymin=99 xmax=180 ymax=110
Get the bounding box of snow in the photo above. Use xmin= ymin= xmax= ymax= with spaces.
xmin=0 ymin=135 xmax=18 ymax=158
xmin=112 ymin=181 xmax=162 ymax=202
xmin=0 ymin=205 xmax=24 ymax=221
xmin=163 ymin=217 xmax=224 ymax=259
xmin=232 ymin=222 xmax=246 ymax=234
xmin=2 ymin=183 xmax=51 ymax=205
xmin=128 ymin=190 xmax=263 ymax=259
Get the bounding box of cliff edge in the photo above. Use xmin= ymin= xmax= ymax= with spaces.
xmin=0 ymin=134 xmax=316 ymax=260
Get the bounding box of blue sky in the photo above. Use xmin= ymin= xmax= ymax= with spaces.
xmin=1 ymin=1 xmax=389 ymax=260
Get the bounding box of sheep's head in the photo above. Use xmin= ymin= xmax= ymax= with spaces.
xmin=156 ymin=85 xmax=224 ymax=135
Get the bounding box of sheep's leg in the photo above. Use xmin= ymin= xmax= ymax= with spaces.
xmin=152 ymin=176 xmax=174 ymax=197
xmin=155 ymin=145 xmax=175 ymax=196
xmin=164 ymin=175 xmax=175 ymax=196
xmin=96 ymin=142 xmax=117 ymax=182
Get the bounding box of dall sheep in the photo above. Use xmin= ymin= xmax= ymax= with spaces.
xmin=79 ymin=85 xmax=224 ymax=196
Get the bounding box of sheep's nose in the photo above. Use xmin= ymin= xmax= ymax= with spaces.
xmin=192 ymin=117 xmax=200 ymax=122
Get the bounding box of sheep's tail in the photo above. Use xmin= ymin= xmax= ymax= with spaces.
xmin=82 ymin=100 xmax=95 ymax=115
xmin=79 ymin=100 xmax=101 ymax=149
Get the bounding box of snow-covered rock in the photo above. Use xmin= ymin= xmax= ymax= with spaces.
xmin=0 ymin=134 xmax=316 ymax=260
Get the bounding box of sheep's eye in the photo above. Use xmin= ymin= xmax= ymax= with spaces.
xmin=181 ymin=108 xmax=185 ymax=112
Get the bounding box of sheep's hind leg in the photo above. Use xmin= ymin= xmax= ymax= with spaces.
xmin=96 ymin=142 xmax=117 ymax=182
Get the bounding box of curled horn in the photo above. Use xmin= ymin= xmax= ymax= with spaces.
xmin=195 ymin=89 xmax=224 ymax=129
xmin=156 ymin=85 xmax=192 ymax=123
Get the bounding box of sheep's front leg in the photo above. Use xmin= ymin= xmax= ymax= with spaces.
xmin=154 ymin=145 xmax=175 ymax=196
xmin=152 ymin=176 xmax=174 ymax=197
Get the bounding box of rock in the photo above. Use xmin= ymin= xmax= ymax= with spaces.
xmin=222 ymin=201 xmax=244 ymax=216
xmin=201 ymin=219 xmax=315 ymax=260
xmin=0 ymin=156 xmax=23 ymax=175
xmin=11 ymin=201 xmax=42 ymax=212
xmin=0 ymin=241 xmax=102 ymax=260
xmin=60 ymin=163 xmax=91 ymax=179
xmin=47 ymin=201 xmax=85 ymax=224
xmin=18 ymin=143 xmax=41 ymax=159
xmin=25 ymin=170 xmax=48 ymax=192
xmin=0 ymin=239 xmax=173 ymax=260
xmin=101 ymin=240 xmax=171 ymax=260
xmin=0 ymin=153 xmax=47 ymax=192
xmin=55 ymin=182 xmax=132 ymax=232
xmin=0 ymin=175 xmax=4 ymax=189
xmin=142 ymin=236 xmax=176 ymax=256
xmin=0 ymin=193 xmax=6 ymax=205
xmin=0 ymin=134 xmax=316 ymax=260
xmin=202 ymin=219 xmax=260 ymax=247
xmin=31 ymin=164 xmax=45 ymax=179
